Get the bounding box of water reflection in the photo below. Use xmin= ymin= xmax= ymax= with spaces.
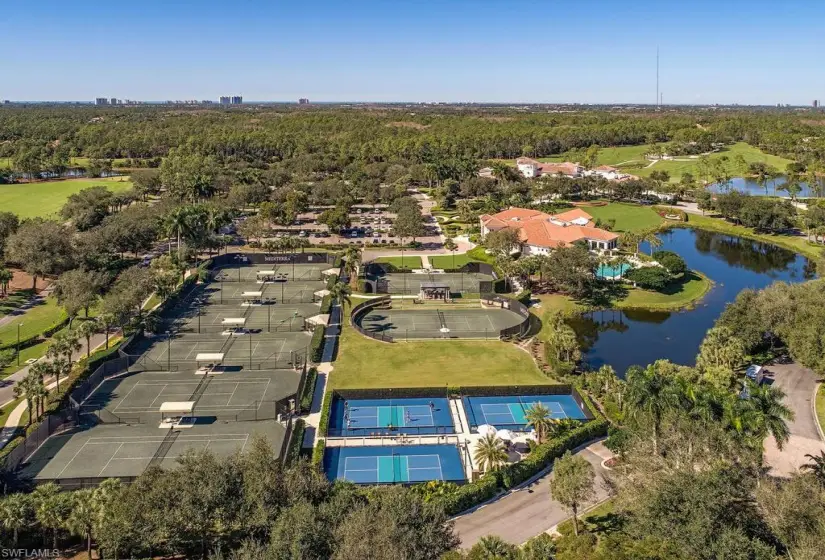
xmin=574 ymin=228 xmax=812 ymax=376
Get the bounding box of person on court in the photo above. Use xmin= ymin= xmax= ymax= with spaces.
xmin=405 ymin=410 xmax=411 ymax=424
xmin=429 ymin=401 xmax=435 ymax=412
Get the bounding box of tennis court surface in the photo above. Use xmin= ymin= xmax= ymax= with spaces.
xmin=356 ymin=307 xmax=524 ymax=339
xmin=323 ymin=444 xmax=466 ymax=484
xmin=462 ymin=394 xmax=588 ymax=431
xmin=381 ymin=272 xmax=493 ymax=294
xmin=328 ymin=396 xmax=454 ymax=436
xmin=212 ymin=263 xmax=328 ymax=283
xmin=80 ymin=369 xmax=301 ymax=424
xmin=21 ymin=420 xmax=286 ymax=482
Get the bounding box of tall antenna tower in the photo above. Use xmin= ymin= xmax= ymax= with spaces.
xmin=656 ymin=46 xmax=660 ymax=108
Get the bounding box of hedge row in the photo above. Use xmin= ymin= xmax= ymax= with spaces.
xmin=285 ymin=419 xmax=305 ymax=466
xmin=312 ymin=439 xmax=326 ymax=467
xmin=515 ymin=289 xmax=532 ymax=306
xmin=310 ymin=326 xmax=326 ymax=363
xmin=320 ymin=295 xmax=332 ymax=315
xmin=331 ymin=385 xmax=579 ymax=400
xmin=299 ymin=367 xmax=318 ymax=413
xmin=318 ymin=390 xmax=332 ymax=437
xmin=436 ymin=418 xmax=609 ymax=516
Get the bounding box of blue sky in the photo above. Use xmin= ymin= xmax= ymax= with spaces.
xmin=2 ymin=0 xmax=824 ymax=104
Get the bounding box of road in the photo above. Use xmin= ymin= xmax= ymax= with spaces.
xmin=453 ymin=440 xmax=613 ymax=548
xmin=763 ymin=362 xmax=825 ymax=476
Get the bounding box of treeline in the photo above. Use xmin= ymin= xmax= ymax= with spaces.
xmin=3 ymin=105 xmax=825 ymax=172
xmin=0 ymin=438 xmax=457 ymax=559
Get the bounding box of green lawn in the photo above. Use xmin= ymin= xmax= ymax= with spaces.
xmin=556 ymin=498 xmax=618 ymax=537
xmin=0 ymin=296 xmax=66 ymax=348
xmin=0 ymin=177 xmax=133 ymax=218
xmin=332 ymin=307 xmax=553 ymax=389
xmin=584 ymin=203 xmax=664 ymax=233
xmin=0 ymin=291 xmax=36 ymax=318
xmin=615 ymin=271 xmax=712 ymax=310
xmin=539 ymin=144 xmax=651 ymax=166
xmin=1 ymin=339 xmax=52 ymax=378
xmin=374 ymin=256 xmax=423 ymax=270
xmin=430 ymin=253 xmax=483 ymax=269
xmin=816 ymin=385 xmax=825 ymax=438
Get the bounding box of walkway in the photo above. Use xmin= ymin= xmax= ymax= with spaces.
xmin=763 ymin=362 xmax=825 ymax=477
xmin=453 ymin=440 xmax=613 ymax=548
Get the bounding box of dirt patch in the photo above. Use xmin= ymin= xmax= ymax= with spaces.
xmin=800 ymin=119 xmax=825 ymax=126
xmin=386 ymin=121 xmax=429 ymax=130
xmin=8 ymin=268 xmax=52 ymax=292
xmin=477 ymin=116 xmax=515 ymax=122
xmin=572 ymin=201 xmax=608 ymax=207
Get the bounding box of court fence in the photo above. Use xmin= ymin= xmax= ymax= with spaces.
xmin=350 ymin=296 xmax=395 ymax=343
xmin=0 ymin=408 xmax=79 ymax=474
xmin=330 ymin=434 xmax=461 ymax=446
xmin=328 ymin=425 xmax=457 ymax=437
xmin=480 ymin=294 xmax=531 ymax=339
xmin=120 ymin=345 xmax=309 ymax=372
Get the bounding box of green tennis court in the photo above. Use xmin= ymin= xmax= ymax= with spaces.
xmin=356 ymin=307 xmax=525 ymax=339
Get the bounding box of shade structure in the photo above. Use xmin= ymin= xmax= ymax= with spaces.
xmin=195 ymin=353 xmax=224 ymax=363
xmin=306 ymin=314 xmax=330 ymax=327
xmin=496 ymin=429 xmax=514 ymax=441
xmin=322 ymin=268 xmax=340 ymax=276
xmin=477 ymin=424 xmax=497 ymax=437
xmin=242 ymin=291 xmax=263 ymax=298
xmin=256 ymin=270 xmax=276 ymax=277
xmin=159 ymin=401 xmax=195 ymax=415
xmin=314 ymin=289 xmax=331 ymax=298
xmin=221 ymin=318 xmax=246 ymax=326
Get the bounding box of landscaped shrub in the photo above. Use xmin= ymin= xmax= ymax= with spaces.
xmin=625 ymin=266 xmax=672 ymax=291
xmin=438 ymin=473 xmax=499 ymax=516
xmin=318 ymin=391 xmax=332 ymax=437
xmin=300 ymin=367 xmax=318 ymax=413
xmin=310 ymin=325 xmax=326 ymax=363
xmin=286 ymin=419 xmax=305 ymax=465
xmin=312 ymin=439 xmax=326 ymax=467
xmin=319 ymin=294 xmax=332 ymax=314
xmin=515 ymin=289 xmax=532 ymax=306
xmin=652 ymin=250 xmax=687 ymax=275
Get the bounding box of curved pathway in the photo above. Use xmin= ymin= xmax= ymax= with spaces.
xmin=763 ymin=362 xmax=825 ymax=476
xmin=453 ymin=440 xmax=613 ymax=548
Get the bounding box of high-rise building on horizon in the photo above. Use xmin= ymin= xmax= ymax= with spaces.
xmin=95 ymin=98 xmax=108 ymax=105
xmin=231 ymin=95 xmax=243 ymax=105
xmin=219 ymin=96 xmax=230 ymax=105
xmin=814 ymin=100 xmax=819 ymax=108
xmin=299 ymin=98 xmax=310 ymax=104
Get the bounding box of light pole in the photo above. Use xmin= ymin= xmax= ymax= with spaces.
xmin=16 ymin=323 xmax=22 ymax=366
xmin=166 ymin=330 xmax=171 ymax=371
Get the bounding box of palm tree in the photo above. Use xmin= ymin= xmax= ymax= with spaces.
xmin=490 ymin=162 xmax=511 ymax=184
xmin=619 ymin=231 xmax=642 ymax=257
xmin=13 ymin=375 xmax=36 ymax=426
xmin=0 ymin=493 xmax=32 ymax=547
xmin=802 ymin=450 xmax=825 ymax=486
xmin=64 ymin=489 xmax=97 ymax=559
xmin=96 ymin=313 xmax=115 ymax=349
xmin=443 ymin=237 xmax=458 ymax=269
xmin=641 ymin=228 xmax=663 ymax=256
xmin=164 ymin=206 xmax=191 ymax=259
xmin=625 ymin=365 xmax=677 ymax=455
xmin=468 ymin=535 xmax=519 ymax=559
xmin=745 ymin=381 xmax=794 ymax=450
xmin=329 ymin=281 xmax=352 ymax=309
xmin=0 ymin=267 xmax=12 ymax=298
xmin=343 ymin=247 xmax=361 ymax=287
xmin=524 ymin=403 xmax=553 ymax=443
xmin=33 ymin=483 xmax=69 ymax=550
xmin=29 ymin=360 xmax=51 ymax=384
xmin=76 ymin=319 xmax=99 ymax=360
xmin=473 ymin=433 xmax=509 ymax=473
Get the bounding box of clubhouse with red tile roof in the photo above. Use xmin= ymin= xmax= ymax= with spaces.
xmin=479 ymin=207 xmax=618 ymax=255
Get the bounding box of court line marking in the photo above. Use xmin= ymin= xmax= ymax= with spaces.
xmin=98 ymin=442 xmax=126 ymax=476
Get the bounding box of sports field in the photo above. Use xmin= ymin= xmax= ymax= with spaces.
xmin=328 ymin=396 xmax=454 ymax=436
xmin=356 ymin=307 xmax=525 ymax=340
xmin=462 ymin=394 xmax=588 ymax=432
xmin=0 ymin=177 xmax=133 ymax=218
xmin=380 ymin=271 xmax=494 ymax=294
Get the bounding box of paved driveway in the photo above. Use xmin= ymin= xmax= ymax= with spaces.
xmin=763 ymin=362 xmax=825 ymax=477
xmin=453 ymin=441 xmax=612 ymax=548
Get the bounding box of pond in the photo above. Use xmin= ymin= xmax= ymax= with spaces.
xmin=570 ymin=228 xmax=815 ymax=376
xmin=710 ymin=176 xmax=822 ymax=198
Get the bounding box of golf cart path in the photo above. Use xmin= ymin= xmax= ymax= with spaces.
xmin=453 ymin=440 xmax=613 ymax=548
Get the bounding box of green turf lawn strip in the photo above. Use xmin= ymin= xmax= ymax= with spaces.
xmin=614 ymin=271 xmax=712 ymax=311
xmin=430 ymin=253 xmax=484 ymax=269
xmin=584 ymin=203 xmax=664 ymax=233
xmin=332 ymin=306 xmax=554 ymax=389
xmin=0 ymin=296 xmax=66 ymax=348
xmin=373 ymin=256 xmax=423 ymax=270
xmin=0 ymin=291 xmax=36 ymax=318
xmin=1 ymin=339 xmax=52 ymax=379
xmin=556 ymin=498 xmax=618 ymax=537
xmin=0 ymin=177 xmax=133 ymax=218
xmin=816 ymin=385 xmax=825 ymax=438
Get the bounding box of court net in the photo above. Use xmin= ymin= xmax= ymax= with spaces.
xmin=148 ymin=428 xmax=179 ymax=469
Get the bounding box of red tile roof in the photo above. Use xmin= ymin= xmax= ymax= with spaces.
xmin=481 ymin=207 xmax=617 ymax=248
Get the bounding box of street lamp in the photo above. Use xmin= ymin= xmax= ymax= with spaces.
xmin=166 ymin=330 xmax=171 ymax=371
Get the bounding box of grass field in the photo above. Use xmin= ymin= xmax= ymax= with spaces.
xmin=332 ymin=304 xmax=552 ymax=388
xmin=0 ymin=177 xmax=133 ymax=218
xmin=430 ymin=253 xmax=484 ymax=269
xmin=556 ymin=498 xmax=617 ymax=537
xmin=0 ymin=296 xmax=67 ymax=348
xmin=1 ymin=340 xmax=52 ymax=378
xmin=615 ymin=271 xmax=712 ymax=310
xmin=585 ymin=203 xmax=663 ymax=233
xmin=374 ymin=256 xmax=423 ymax=270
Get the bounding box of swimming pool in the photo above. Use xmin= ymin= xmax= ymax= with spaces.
xmin=596 ymin=263 xmax=631 ymax=279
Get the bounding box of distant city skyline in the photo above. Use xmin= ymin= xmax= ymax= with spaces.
xmin=3 ymin=0 xmax=825 ymax=105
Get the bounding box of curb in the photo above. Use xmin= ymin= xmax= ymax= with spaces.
xmin=812 ymin=382 xmax=825 ymax=444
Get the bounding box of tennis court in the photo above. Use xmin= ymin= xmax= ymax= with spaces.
xmin=212 ymin=263 xmax=328 ymax=283
xmin=136 ymin=332 xmax=307 ymax=368
xmin=79 ymin=369 xmax=301 ymax=423
xmin=328 ymin=396 xmax=454 ymax=436
xmin=170 ymin=303 xmax=316 ymax=334
xmin=381 ymin=272 xmax=493 ymax=294
xmin=462 ymin=394 xmax=588 ymax=431
xmin=21 ymin=420 xmax=286 ymax=481
xmin=323 ymin=445 xmax=466 ymax=484
xmin=201 ymin=281 xmax=323 ymax=305
xmin=356 ymin=307 xmax=524 ymax=339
